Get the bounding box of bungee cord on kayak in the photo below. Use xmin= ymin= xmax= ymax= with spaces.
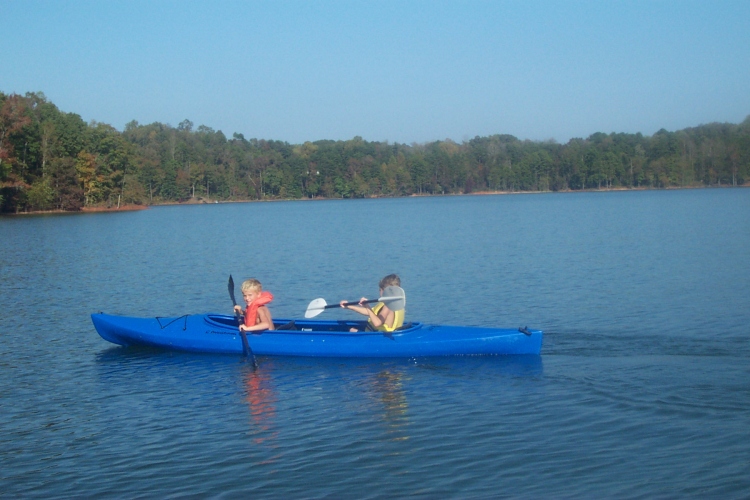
xmin=156 ymin=315 xmax=188 ymax=330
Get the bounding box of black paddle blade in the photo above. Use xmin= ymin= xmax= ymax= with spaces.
xmin=228 ymin=275 xmax=237 ymax=306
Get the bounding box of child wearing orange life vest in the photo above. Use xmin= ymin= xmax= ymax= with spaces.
xmin=233 ymin=278 xmax=274 ymax=332
xmin=339 ymin=274 xmax=404 ymax=332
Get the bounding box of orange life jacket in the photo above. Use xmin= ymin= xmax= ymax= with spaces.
xmin=244 ymin=291 xmax=274 ymax=327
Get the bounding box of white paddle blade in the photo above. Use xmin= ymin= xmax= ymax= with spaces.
xmin=305 ymin=298 xmax=328 ymax=318
xmin=379 ymin=286 xmax=406 ymax=311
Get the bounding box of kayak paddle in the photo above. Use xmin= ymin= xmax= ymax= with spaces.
xmin=228 ymin=274 xmax=256 ymax=365
xmin=305 ymin=286 xmax=406 ymax=318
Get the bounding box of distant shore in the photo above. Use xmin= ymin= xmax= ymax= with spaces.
xmin=4 ymin=183 xmax=746 ymax=216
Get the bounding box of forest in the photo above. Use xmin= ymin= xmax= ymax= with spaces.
xmin=1 ymin=91 xmax=748 ymax=213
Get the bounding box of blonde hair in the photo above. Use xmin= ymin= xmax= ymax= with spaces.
xmin=240 ymin=278 xmax=262 ymax=293
xmin=379 ymin=274 xmax=401 ymax=289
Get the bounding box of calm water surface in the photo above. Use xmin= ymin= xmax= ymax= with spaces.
xmin=1 ymin=188 xmax=749 ymax=498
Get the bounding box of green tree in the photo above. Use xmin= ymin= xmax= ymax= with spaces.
xmin=26 ymin=177 xmax=55 ymax=211
xmin=75 ymin=151 xmax=99 ymax=206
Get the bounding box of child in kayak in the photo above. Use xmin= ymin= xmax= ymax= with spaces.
xmin=234 ymin=278 xmax=275 ymax=332
xmin=340 ymin=274 xmax=404 ymax=332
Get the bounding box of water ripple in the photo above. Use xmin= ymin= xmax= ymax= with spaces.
xmin=2 ymin=189 xmax=750 ymax=497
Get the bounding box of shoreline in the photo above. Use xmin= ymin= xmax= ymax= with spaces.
xmin=3 ymin=183 xmax=746 ymax=215
xmin=4 ymin=204 xmax=149 ymax=216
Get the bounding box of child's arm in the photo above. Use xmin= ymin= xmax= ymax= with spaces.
xmin=340 ymin=300 xmax=394 ymax=329
xmin=371 ymin=304 xmax=395 ymax=330
xmin=255 ymin=306 xmax=274 ymax=331
xmin=340 ymin=300 xmax=370 ymax=318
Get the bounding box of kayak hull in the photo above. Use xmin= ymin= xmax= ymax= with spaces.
xmin=91 ymin=313 xmax=543 ymax=357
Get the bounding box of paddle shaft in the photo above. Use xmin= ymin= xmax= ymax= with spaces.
xmin=327 ymin=297 xmax=386 ymax=311
xmin=228 ymin=275 xmax=255 ymax=363
xmin=305 ymin=287 xmax=405 ymax=318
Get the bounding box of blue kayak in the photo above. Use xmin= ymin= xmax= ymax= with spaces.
xmin=91 ymin=313 xmax=543 ymax=357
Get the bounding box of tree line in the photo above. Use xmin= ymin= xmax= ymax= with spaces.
xmin=1 ymin=91 xmax=748 ymax=213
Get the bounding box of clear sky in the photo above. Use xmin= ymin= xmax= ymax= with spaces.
xmin=2 ymin=0 xmax=749 ymax=144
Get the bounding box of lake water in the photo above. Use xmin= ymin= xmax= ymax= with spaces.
xmin=1 ymin=188 xmax=749 ymax=498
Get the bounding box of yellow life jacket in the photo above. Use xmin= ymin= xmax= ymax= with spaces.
xmin=370 ymin=302 xmax=404 ymax=332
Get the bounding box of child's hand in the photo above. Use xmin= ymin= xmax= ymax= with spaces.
xmin=233 ymin=305 xmax=242 ymax=314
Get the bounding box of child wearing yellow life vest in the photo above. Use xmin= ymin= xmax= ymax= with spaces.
xmin=339 ymin=274 xmax=404 ymax=332
xmin=233 ymin=278 xmax=274 ymax=332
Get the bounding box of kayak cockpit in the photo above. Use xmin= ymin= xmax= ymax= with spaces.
xmin=203 ymin=314 xmax=421 ymax=335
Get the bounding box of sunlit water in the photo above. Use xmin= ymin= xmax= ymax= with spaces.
xmin=1 ymin=188 xmax=749 ymax=497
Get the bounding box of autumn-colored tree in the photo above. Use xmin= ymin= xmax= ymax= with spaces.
xmin=0 ymin=94 xmax=32 ymax=186
xmin=49 ymin=157 xmax=83 ymax=210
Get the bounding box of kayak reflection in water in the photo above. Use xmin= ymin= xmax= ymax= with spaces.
xmin=339 ymin=274 xmax=405 ymax=332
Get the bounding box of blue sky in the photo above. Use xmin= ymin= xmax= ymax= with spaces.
xmin=2 ymin=0 xmax=749 ymax=144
